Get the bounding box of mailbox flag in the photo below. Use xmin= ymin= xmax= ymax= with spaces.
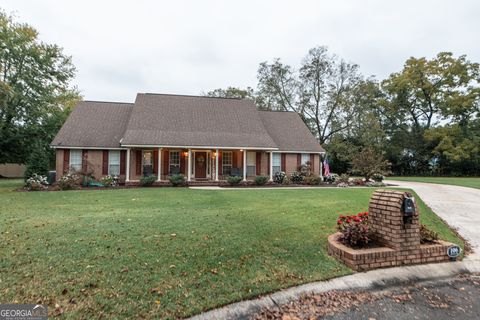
xmin=323 ymin=157 xmax=330 ymax=176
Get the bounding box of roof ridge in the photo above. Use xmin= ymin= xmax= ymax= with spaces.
xmin=83 ymin=100 xmax=134 ymax=105
xmin=141 ymin=92 xmax=243 ymax=100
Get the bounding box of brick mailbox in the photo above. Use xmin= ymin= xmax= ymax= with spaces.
xmin=328 ymin=189 xmax=458 ymax=271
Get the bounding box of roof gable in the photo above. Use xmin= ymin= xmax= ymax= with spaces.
xmin=121 ymin=93 xmax=277 ymax=149
xmin=51 ymin=101 xmax=133 ymax=148
xmin=259 ymin=111 xmax=325 ymax=153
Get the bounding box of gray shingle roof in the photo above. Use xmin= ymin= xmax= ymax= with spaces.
xmin=121 ymin=93 xmax=278 ymax=149
xmin=259 ymin=111 xmax=325 ymax=152
xmin=52 ymin=93 xmax=325 ymax=152
xmin=51 ymin=101 xmax=133 ymax=148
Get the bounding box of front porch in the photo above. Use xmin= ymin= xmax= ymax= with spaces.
xmin=125 ymin=148 xmax=275 ymax=183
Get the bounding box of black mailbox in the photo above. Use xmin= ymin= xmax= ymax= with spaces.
xmin=402 ymin=195 xmax=415 ymax=224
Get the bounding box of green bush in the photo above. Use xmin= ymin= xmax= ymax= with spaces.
xmin=372 ymin=173 xmax=384 ymax=182
xmin=100 ymin=175 xmax=119 ymax=187
xmin=338 ymin=174 xmax=350 ymax=184
xmin=254 ymin=176 xmax=269 ymax=185
xmin=169 ymin=174 xmax=186 ymax=187
xmin=304 ymin=175 xmax=321 ymax=185
xmin=290 ymin=171 xmax=303 ymax=183
xmin=24 ymin=147 xmax=50 ymax=181
xmin=273 ymin=171 xmax=286 ymax=184
xmin=58 ymin=171 xmax=81 ymax=190
xmin=140 ymin=175 xmax=156 ymax=187
xmin=227 ymin=176 xmax=243 ymax=186
xmin=24 ymin=174 xmax=49 ymax=191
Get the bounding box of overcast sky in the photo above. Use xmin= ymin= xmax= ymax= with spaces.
xmin=2 ymin=0 xmax=479 ymax=102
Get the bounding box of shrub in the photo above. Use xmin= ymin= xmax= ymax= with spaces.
xmin=304 ymin=175 xmax=322 ymax=185
xmin=169 ymin=174 xmax=186 ymax=187
xmin=372 ymin=173 xmax=384 ymax=182
xmin=336 ymin=182 xmax=350 ymax=188
xmin=24 ymin=147 xmax=50 ymax=181
xmin=351 ymin=148 xmax=391 ymax=181
xmin=299 ymin=161 xmax=313 ymax=177
xmin=338 ymin=174 xmax=350 ymax=184
xmin=254 ymin=176 xmax=269 ymax=185
xmin=101 ymin=175 xmax=119 ymax=187
xmin=273 ymin=171 xmax=286 ymax=184
xmin=58 ymin=171 xmax=81 ymax=190
xmin=337 ymin=212 xmax=370 ymax=247
xmin=24 ymin=174 xmax=49 ymax=191
xmin=282 ymin=175 xmax=292 ymax=185
xmin=324 ymin=173 xmax=339 ymax=184
xmin=227 ymin=176 xmax=243 ymax=186
xmin=290 ymin=171 xmax=303 ymax=184
xmin=420 ymin=224 xmax=439 ymax=244
xmin=365 ymin=181 xmax=385 ymax=187
xmin=140 ymin=175 xmax=156 ymax=187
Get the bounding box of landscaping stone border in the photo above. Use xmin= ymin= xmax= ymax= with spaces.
xmin=328 ymin=233 xmax=454 ymax=271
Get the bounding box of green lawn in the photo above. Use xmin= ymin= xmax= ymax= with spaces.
xmin=0 ymin=180 xmax=463 ymax=319
xmin=390 ymin=176 xmax=480 ymax=190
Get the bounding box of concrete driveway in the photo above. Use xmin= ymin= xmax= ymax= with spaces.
xmin=386 ymin=180 xmax=480 ymax=257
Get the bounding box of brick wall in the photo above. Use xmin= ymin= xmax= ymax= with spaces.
xmin=328 ymin=189 xmax=457 ymax=271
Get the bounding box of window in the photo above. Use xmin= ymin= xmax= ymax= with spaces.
xmin=109 ymin=150 xmax=120 ymax=176
xmin=70 ymin=150 xmax=82 ymax=171
xmin=272 ymin=153 xmax=281 ymax=174
xmin=247 ymin=152 xmax=256 ymax=176
xmin=301 ymin=153 xmax=310 ymax=165
xmin=222 ymin=151 xmax=232 ymax=175
xmin=169 ymin=151 xmax=180 ymax=174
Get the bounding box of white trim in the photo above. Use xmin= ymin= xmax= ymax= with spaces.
xmin=187 ymin=149 xmax=192 ymax=181
xmin=215 ymin=148 xmax=219 ymax=181
xmin=69 ymin=149 xmax=82 ymax=171
xmin=126 ymin=148 xmax=131 ymax=182
xmin=121 ymin=144 xmax=279 ymax=151
xmin=52 ymin=146 xmax=127 ymax=150
xmin=242 ymin=150 xmax=247 ymax=181
xmin=157 ymin=148 xmax=162 ymax=181
xmin=269 ymin=151 xmax=273 ymax=181
xmin=273 ymin=150 xmax=325 ymax=154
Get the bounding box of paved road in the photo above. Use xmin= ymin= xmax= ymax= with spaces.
xmin=325 ymin=274 xmax=480 ymax=320
xmin=386 ymin=180 xmax=480 ymax=256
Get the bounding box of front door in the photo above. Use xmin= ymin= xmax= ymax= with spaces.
xmin=195 ymin=152 xmax=207 ymax=179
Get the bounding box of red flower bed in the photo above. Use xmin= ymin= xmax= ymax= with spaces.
xmin=337 ymin=211 xmax=370 ymax=247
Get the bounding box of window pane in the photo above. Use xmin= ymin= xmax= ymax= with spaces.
xmin=169 ymin=151 xmax=180 ymax=174
xmin=272 ymin=166 xmax=281 ymax=175
xmin=272 ymin=153 xmax=281 ymax=167
xmin=70 ymin=150 xmax=82 ymax=171
xmin=109 ymin=164 xmax=120 ymax=176
xmin=247 ymin=166 xmax=256 ymax=176
xmin=301 ymin=153 xmax=310 ymax=165
xmin=222 ymin=152 xmax=232 ymax=166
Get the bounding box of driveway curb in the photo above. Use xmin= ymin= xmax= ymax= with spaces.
xmin=188 ymin=257 xmax=480 ymax=320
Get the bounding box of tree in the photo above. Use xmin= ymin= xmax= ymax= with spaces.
xmin=256 ymin=46 xmax=362 ymax=144
xmin=380 ymin=52 xmax=480 ymax=175
xmin=351 ymin=148 xmax=391 ymax=181
xmin=24 ymin=144 xmax=50 ymax=180
xmin=0 ymin=11 xmax=80 ymax=165
xmin=203 ymin=86 xmax=256 ymax=100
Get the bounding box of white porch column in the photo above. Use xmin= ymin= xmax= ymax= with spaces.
xmin=187 ymin=149 xmax=192 ymax=182
xmin=215 ymin=148 xmax=219 ymax=181
xmin=320 ymin=153 xmax=324 ymax=179
xmin=126 ymin=148 xmax=131 ymax=182
xmin=157 ymin=148 xmax=162 ymax=181
xmin=269 ymin=151 xmax=273 ymax=182
xmin=243 ymin=149 xmax=247 ymax=181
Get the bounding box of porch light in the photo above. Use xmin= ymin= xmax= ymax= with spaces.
xmin=183 ymin=152 xmax=188 ymax=157
xmin=240 ymin=149 xmax=243 ymax=152
xmin=213 ymin=152 xmax=217 ymax=157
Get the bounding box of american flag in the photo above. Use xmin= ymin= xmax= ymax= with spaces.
xmin=323 ymin=157 xmax=330 ymax=176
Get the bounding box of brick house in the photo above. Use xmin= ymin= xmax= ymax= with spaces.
xmin=51 ymin=93 xmax=325 ymax=184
